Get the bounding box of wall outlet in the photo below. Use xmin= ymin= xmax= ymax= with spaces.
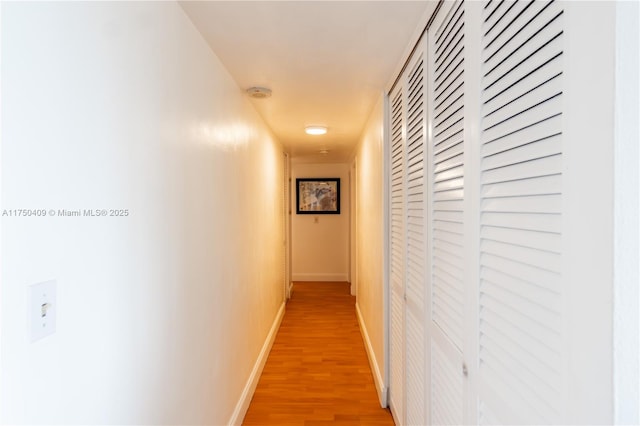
xmin=29 ymin=280 xmax=57 ymax=343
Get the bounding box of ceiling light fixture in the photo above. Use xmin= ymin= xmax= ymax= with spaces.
xmin=246 ymin=86 xmax=272 ymax=98
xmin=305 ymin=126 xmax=327 ymax=135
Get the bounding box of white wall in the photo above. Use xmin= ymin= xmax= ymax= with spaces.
xmin=613 ymin=0 xmax=640 ymax=423
xmin=0 ymin=2 xmax=284 ymax=424
xmin=291 ymin=162 xmax=349 ymax=282
xmin=352 ymin=96 xmax=387 ymax=406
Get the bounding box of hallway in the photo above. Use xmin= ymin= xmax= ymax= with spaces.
xmin=243 ymin=282 xmax=393 ymax=426
xmin=1 ymin=1 xmax=638 ymax=424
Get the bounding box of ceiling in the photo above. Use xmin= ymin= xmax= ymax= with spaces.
xmin=179 ymin=1 xmax=430 ymax=163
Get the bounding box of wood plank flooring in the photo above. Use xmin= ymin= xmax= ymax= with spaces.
xmin=243 ymin=282 xmax=394 ymax=426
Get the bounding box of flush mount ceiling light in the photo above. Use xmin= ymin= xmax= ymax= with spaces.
xmin=305 ymin=126 xmax=327 ymax=135
xmin=319 ymin=149 xmax=329 ymax=155
xmin=246 ymin=86 xmax=272 ymax=99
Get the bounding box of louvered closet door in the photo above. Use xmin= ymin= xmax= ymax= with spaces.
xmin=427 ymin=1 xmax=466 ymax=424
xmin=403 ymin=40 xmax=428 ymax=426
xmin=388 ymin=84 xmax=406 ymax=425
xmin=477 ymin=0 xmax=564 ymax=423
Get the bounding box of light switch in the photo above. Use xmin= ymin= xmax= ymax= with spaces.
xmin=29 ymin=280 xmax=57 ymax=342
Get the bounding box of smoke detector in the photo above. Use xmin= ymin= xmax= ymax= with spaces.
xmin=246 ymin=87 xmax=272 ymax=99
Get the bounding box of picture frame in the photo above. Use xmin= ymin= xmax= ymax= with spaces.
xmin=296 ymin=178 xmax=340 ymax=214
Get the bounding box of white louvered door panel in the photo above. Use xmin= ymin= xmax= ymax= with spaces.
xmin=404 ymin=46 xmax=427 ymax=426
xmin=431 ymin=0 xmax=465 ymax=352
xmin=427 ymin=1 xmax=466 ymax=424
xmin=388 ymin=85 xmax=406 ymax=425
xmin=432 ymin=339 xmax=464 ymax=425
xmin=478 ymin=0 xmax=564 ymax=423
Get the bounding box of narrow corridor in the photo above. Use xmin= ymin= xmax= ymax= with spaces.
xmin=243 ymin=282 xmax=393 ymax=426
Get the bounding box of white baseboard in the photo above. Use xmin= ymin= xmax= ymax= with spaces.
xmin=355 ymin=302 xmax=388 ymax=408
xmin=292 ymin=273 xmax=349 ymax=282
xmin=228 ymin=302 xmax=285 ymax=425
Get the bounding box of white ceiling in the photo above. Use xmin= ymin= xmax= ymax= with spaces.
xmin=180 ymin=1 xmax=430 ymax=163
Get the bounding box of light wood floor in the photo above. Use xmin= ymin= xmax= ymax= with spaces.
xmin=243 ymin=282 xmax=395 ymax=426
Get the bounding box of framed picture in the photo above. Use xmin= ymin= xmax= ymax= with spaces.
xmin=296 ymin=178 xmax=340 ymax=214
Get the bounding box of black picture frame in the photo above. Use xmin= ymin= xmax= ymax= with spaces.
xmin=296 ymin=178 xmax=340 ymax=214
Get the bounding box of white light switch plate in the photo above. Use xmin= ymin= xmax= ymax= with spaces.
xmin=29 ymin=280 xmax=57 ymax=343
